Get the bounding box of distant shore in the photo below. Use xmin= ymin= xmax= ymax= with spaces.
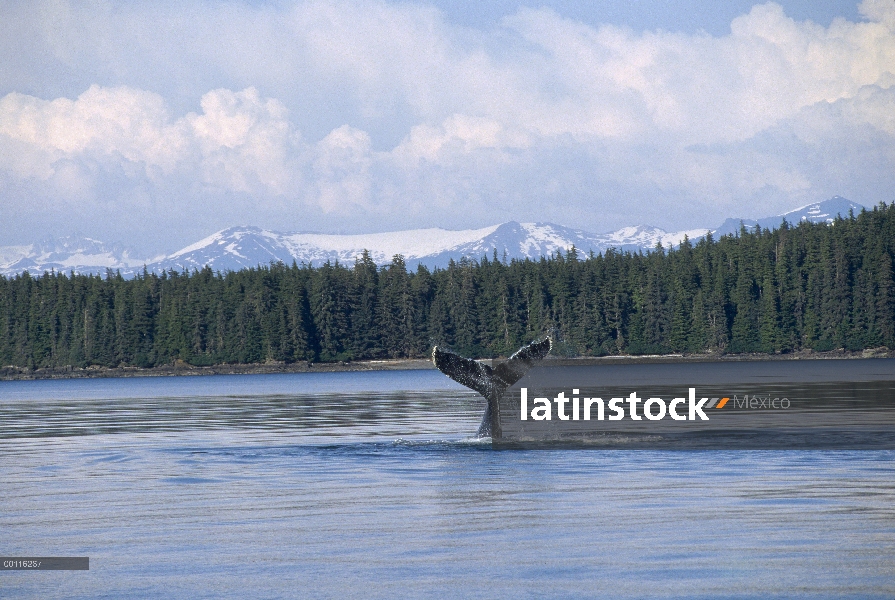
xmin=1 ymin=347 xmax=891 ymax=382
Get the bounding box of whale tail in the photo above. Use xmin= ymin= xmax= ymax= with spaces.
xmin=432 ymin=337 xmax=552 ymax=437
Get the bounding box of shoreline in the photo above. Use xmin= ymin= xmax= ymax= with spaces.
xmin=1 ymin=347 xmax=891 ymax=381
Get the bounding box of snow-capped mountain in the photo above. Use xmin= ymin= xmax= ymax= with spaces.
xmin=153 ymin=221 xmax=710 ymax=274
xmin=0 ymin=222 xmax=707 ymax=277
xmin=0 ymin=196 xmax=867 ymax=278
xmin=0 ymin=236 xmax=153 ymax=278
xmin=713 ymin=196 xmax=864 ymax=237
xmin=163 ymin=223 xmax=506 ymax=272
xmin=154 ymin=195 xmax=861 ymax=273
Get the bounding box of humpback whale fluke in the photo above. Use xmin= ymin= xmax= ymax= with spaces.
xmin=432 ymin=337 xmax=552 ymax=437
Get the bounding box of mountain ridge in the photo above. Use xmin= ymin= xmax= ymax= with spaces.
xmin=0 ymin=197 xmax=867 ymax=278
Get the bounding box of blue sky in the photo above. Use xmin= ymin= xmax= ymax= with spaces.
xmin=428 ymin=0 xmax=862 ymax=33
xmin=0 ymin=0 xmax=892 ymax=255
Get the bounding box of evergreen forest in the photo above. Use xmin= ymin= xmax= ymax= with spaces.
xmin=2 ymin=203 xmax=894 ymax=369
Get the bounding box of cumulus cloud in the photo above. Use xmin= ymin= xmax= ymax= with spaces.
xmin=0 ymin=85 xmax=299 ymax=193
xmin=312 ymin=125 xmax=373 ymax=213
xmin=188 ymin=88 xmax=299 ymax=196
xmin=0 ymin=0 xmax=893 ymax=251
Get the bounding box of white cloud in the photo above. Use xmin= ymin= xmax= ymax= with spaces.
xmin=312 ymin=125 xmax=373 ymax=212
xmin=396 ymin=114 xmax=531 ymax=164
xmin=499 ymin=2 xmax=895 ymax=143
xmin=0 ymin=0 xmax=893 ymax=250
xmin=188 ymin=88 xmax=299 ymax=195
xmin=860 ymin=0 xmax=895 ymax=28
xmin=0 ymin=85 xmax=300 ymax=197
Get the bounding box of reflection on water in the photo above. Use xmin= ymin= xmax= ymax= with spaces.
xmin=2 ymin=369 xmax=895 ymax=598
xmin=0 ymin=370 xmax=483 ymax=442
xmin=0 ymin=391 xmax=482 ymax=440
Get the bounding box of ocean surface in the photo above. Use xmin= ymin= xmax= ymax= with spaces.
xmin=1 ymin=367 xmax=894 ymax=598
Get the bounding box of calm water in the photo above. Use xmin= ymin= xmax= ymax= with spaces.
xmin=2 ymin=369 xmax=894 ymax=598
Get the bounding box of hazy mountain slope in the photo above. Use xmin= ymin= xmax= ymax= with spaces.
xmin=713 ymin=196 xmax=864 ymax=237
xmin=0 ymin=236 xmax=151 ymax=277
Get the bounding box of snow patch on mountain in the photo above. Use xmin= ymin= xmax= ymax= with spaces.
xmin=280 ymin=224 xmax=502 ymax=260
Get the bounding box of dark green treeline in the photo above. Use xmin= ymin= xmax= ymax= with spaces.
xmin=2 ymin=204 xmax=894 ymax=368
